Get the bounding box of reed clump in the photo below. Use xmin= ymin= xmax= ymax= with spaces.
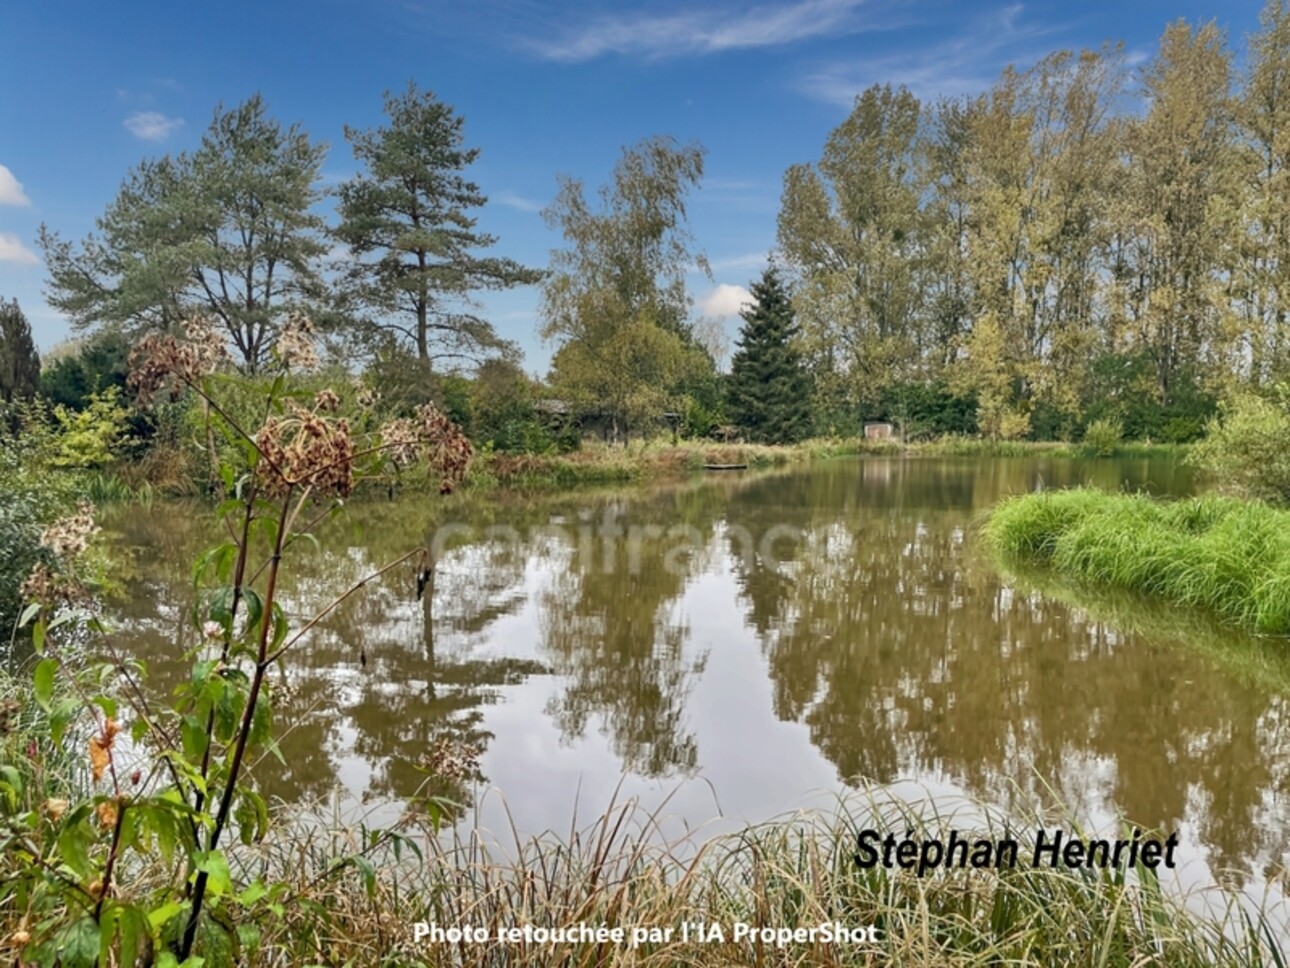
xmin=984 ymin=489 xmax=1290 ymax=635
xmin=236 ymin=795 xmax=1283 ymax=967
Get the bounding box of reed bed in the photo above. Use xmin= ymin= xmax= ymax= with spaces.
xmin=983 ymin=489 xmax=1290 ymax=635
xmin=235 ymin=792 xmax=1284 ymax=967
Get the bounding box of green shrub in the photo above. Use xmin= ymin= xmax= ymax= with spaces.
xmin=1080 ymin=417 xmax=1123 ymax=457
xmin=1187 ymin=390 xmax=1290 ymax=503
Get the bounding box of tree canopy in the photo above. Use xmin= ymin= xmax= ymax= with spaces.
xmin=541 ymin=136 xmax=714 ymax=439
xmin=0 ymin=298 xmax=40 ymax=404
xmin=40 ymin=95 xmax=328 ymax=372
xmin=727 ymin=268 xmax=812 ymax=444
xmin=335 ymin=83 xmax=541 ymax=370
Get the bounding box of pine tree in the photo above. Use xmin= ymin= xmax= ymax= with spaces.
xmin=727 ymin=268 xmax=812 ymax=443
xmin=336 ymin=83 xmax=541 ymax=369
xmin=0 ymin=298 xmax=40 ymax=403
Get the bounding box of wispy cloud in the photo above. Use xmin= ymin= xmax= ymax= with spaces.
xmin=698 ymin=283 xmax=753 ymax=317
xmin=797 ymin=4 xmax=1063 ymax=105
xmin=523 ymin=0 xmax=874 ymax=62
xmin=124 ymin=111 xmax=185 ymax=142
xmin=708 ymin=252 xmax=770 ymax=273
xmin=0 ymin=233 xmax=40 ymax=266
xmin=495 ymin=190 xmax=546 ymax=214
xmin=0 ymin=166 xmax=31 ymax=207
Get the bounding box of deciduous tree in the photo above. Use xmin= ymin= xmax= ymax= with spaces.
xmin=541 ymin=136 xmax=713 ymax=440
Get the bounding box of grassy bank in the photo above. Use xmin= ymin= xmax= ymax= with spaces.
xmin=464 ymin=436 xmax=1186 ymax=493
xmin=247 ymin=801 xmax=1280 ymax=968
xmin=466 ymin=436 xmax=897 ymax=491
xmin=915 ymin=438 xmax=1187 ymax=460
xmin=983 ymin=489 xmax=1290 ymax=635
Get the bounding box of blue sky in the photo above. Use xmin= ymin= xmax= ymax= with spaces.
xmin=0 ymin=0 xmax=1266 ymax=374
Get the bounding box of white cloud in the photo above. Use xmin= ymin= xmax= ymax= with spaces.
xmin=0 ymin=233 xmax=40 ymax=266
xmin=698 ymin=283 xmax=753 ymax=317
xmin=524 ymin=0 xmax=872 ymax=62
xmin=709 ymin=252 xmax=770 ymax=273
xmin=797 ymin=4 xmax=1063 ymax=105
xmin=495 ymin=190 xmax=545 ymax=214
xmin=0 ymin=166 xmax=31 ymax=207
xmin=124 ymin=111 xmax=185 ymax=142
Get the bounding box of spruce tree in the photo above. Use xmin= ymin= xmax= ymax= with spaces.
xmin=727 ymin=268 xmax=812 ymax=443
xmin=0 ymin=298 xmax=40 ymax=403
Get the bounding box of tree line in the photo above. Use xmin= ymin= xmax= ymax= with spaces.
xmin=6 ymin=4 xmax=1290 ymax=447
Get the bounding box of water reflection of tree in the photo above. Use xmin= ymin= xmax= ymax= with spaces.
xmin=723 ymin=459 xmax=1290 ymax=889
xmin=537 ymin=495 xmax=713 ymax=778
xmin=107 ymin=498 xmax=545 ymax=814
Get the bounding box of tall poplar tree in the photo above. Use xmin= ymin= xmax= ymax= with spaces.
xmin=335 ymin=83 xmax=541 ymax=370
xmin=777 ymin=84 xmax=925 ymax=415
xmin=727 ymin=268 xmax=812 ymax=443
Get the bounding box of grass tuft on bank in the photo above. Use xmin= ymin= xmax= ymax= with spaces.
xmin=984 ymin=489 xmax=1290 ymax=635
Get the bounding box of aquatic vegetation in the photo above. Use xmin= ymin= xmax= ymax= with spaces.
xmin=984 ymin=489 xmax=1290 ymax=635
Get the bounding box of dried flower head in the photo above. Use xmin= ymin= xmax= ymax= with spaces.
xmin=418 ymin=737 xmax=482 ymax=783
xmin=356 ymin=385 xmax=379 ymax=409
xmin=39 ymin=503 xmax=99 ymax=560
xmin=314 ymin=388 xmax=341 ymax=413
xmin=128 ymin=316 xmax=228 ymax=405
xmin=256 ymin=411 xmax=355 ymax=499
xmin=0 ymin=699 xmax=19 ymax=738
xmin=274 ymin=311 xmax=319 ymax=371
xmin=378 ymin=403 xmax=473 ymax=493
xmin=380 ymin=417 xmax=420 ymax=467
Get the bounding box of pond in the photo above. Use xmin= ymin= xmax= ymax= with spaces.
xmin=105 ymin=455 xmax=1290 ymax=903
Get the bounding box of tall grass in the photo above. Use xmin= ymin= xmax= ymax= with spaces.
xmin=984 ymin=489 xmax=1290 ymax=635
xmin=239 ymin=792 xmax=1283 ymax=967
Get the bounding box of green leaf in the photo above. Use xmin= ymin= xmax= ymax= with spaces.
xmin=18 ymin=601 xmax=41 ymax=627
xmin=50 ymin=697 xmax=81 ymax=746
xmin=351 ymin=854 xmax=377 ymax=898
xmin=241 ymin=587 xmax=264 ymax=637
xmin=194 ymin=850 xmax=233 ymax=898
xmin=105 ymin=902 xmax=149 ymax=968
xmin=207 ymin=586 xmax=236 ymax=628
xmin=54 ymin=916 xmax=101 ymax=968
xmin=92 ymin=694 xmax=118 ymax=720
xmin=148 ymin=900 xmax=187 ymax=931
xmin=33 ymin=657 xmax=57 ymax=712
xmin=57 ymin=812 xmax=93 ymax=878
xmin=181 ymin=716 xmax=210 ymax=762
xmin=269 ymin=602 xmax=289 ymax=652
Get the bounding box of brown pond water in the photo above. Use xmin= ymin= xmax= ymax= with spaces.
xmin=105 ymin=456 xmax=1290 ymax=901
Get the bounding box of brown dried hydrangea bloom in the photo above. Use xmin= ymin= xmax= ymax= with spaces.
xmin=128 ymin=317 xmax=228 ymax=405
